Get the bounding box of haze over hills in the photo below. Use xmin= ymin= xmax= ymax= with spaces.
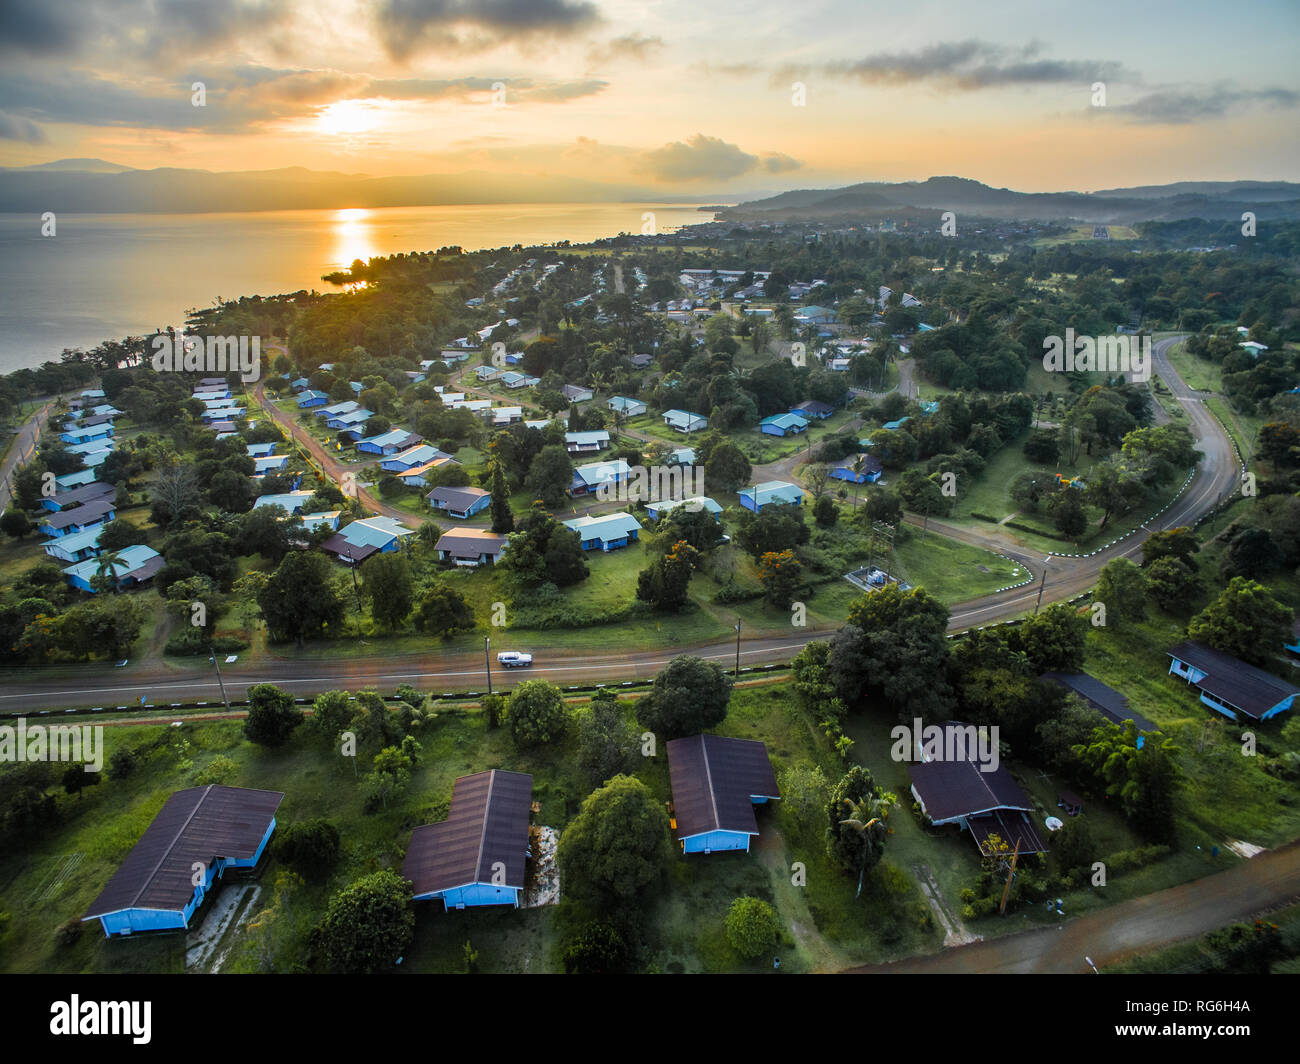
xmin=0 ymin=160 xmax=713 ymax=213
xmin=723 ymin=175 xmax=1300 ymax=224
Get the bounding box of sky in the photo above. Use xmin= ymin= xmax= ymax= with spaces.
xmin=0 ymin=0 xmax=1297 ymax=197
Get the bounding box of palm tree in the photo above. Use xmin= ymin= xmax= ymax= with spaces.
xmin=90 ymin=550 xmax=124 ymax=594
xmin=838 ymin=791 xmax=897 ymax=898
xmin=851 ymin=455 xmax=866 ymax=510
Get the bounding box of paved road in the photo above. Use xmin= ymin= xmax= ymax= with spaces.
xmin=846 ymin=840 xmax=1300 ymax=973
xmin=0 ymin=337 xmax=1240 ymax=712
xmin=0 ymin=398 xmax=56 ymax=511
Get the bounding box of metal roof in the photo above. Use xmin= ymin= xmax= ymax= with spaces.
xmin=1168 ymin=641 xmax=1300 ymax=719
xmin=909 ymin=750 xmax=1032 ymax=824
xmin=667 ymin=734 xmax=779 ymax=840
xmin=403 ymin=770 xmax=532 ymax=897
xmin=1040 ymin=672 xmax=1156 ymax=732
xmin=83 ymin=785 xmax=283 ymax=919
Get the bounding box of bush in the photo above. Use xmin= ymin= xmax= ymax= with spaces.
xmin=278 ymin=818 xmax=342 ymax=874
xmin=193 ymin=755 xmax=238 ymax=786
xmin=724 ymin=897 xmax=780 ymax=959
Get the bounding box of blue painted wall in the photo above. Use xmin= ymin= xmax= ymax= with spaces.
xmin=682 ymin=830 xmax=751 ymax=853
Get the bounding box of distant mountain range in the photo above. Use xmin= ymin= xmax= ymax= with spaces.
xmin=0 ymin=159 xmax=707 ymax=213
xmin=723 ymin=175 xmax=1300 ymax=224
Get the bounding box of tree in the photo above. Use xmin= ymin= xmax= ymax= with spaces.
xmin=804 ymin=463 xmax=830 ymax=500
xmin=364 ymin=740 xmax=419 ymax=811
xmin=735 ymin=502 xmax=808 ymax=559
xmin=316 ymin=869 xmax=414 ymax=974
xmin=1073 ymin=720 xmax=1180 ymax=842
xmin=704 ymin=441 xmax=751 ymax=492
xmin=1010 ymin=602 xmax=1088 ymax=673
xmin=725 ymin=896 xmax=780 ymax=959
xmin=757 ymin=549 xmax=802 ymax=607
xmin=1049 ymin=487 xmax=1088 ymax=538
xmin=95 ymin=518 xmax=146 ymax=552
xmin=488 ymin=456 xmax=514 ymax=534
xmin=1144 ymin=556 xmax=1198 ymax=612
xmin=0 ymin=509 xmax=32 ymax=540
xmin=243 ymin=683 xmax=304 ymax=748
xmin=90 ymin=550 xmax=125 ymax=595
xmin=1094 ymin=558 xmax=1146 ymax=626
xmin=636 ymin=655 xmax=733 ymax=739
xmin=258 ymin=551 xmax=345 ymax=646
xmin=1187 ymin=577 xmax=1291 ymax=666
xmin=812 ymin=494 xmax=838 ymax=527
xmin=828 ymin=586 xmax=953 ymax=720
xmin=507 ymin=679 xmax=568 ymax=747
xmin=1220 ymin=526 xmax=1283 ymax=581
xmin=863 ymin=489 xmax=902 ymax=525
xmin=61 ymin=764 xmax=102 ymax=800
xmin=1141 ymin=526 xmax=1199 ymax=570
xmin=556 ymin=775 xmax=670 ymax=907
xmin=525 ymin=444 xmax=574 ymax=508
xmin=577 ymin=690 xmax=637 ymax=785
xmin=635 ymin=538 xmax=697 ymax=611
xmin=411 ymin=581 xmax=475 ymax=636
xmin=1050 ymin=815 xmax=1095 ymax=875
xmin=277 ymin=818 xmax=341 ymax=874
xmin=308 ymin=690 xmax=354 ymax=740
xmin=777 ymin=764 xmax=831 ymax=834
xmin=361 ymin=552 xmax=413 ymax=631
xmin=562 ymin=922 xmax=635 ymax=974
xmin=1023 ymin=429 xmax=1059 ymax=464
xmin=827 ymin=765 xmax=896 ymax=896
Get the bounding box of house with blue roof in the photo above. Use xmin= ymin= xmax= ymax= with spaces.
xmin=663 ymin=409 xmax=708 ymax=434
xmin=356 ymin=428 xmax=420 ymax=456
xmin=246 ymin=442 xmax=277 ymax=457
xmin=570 ymin=458 xmax=631 ymax=497
xmin=608 ymin=396 xmax=647 ymax=417
xmin=321 ymin=516 xmax=414 ymax=564
xmin=252 ymin=455 xmax=290 ymax=475
xmin=44 ymin=525 xmax=103 ymax=563
xmin=667 ymin=447 xmax=696 ymax=466
xmin=297 ymin=389 xmax=329 ymax=408
xmin=55 ymin=469 xmax=97 ymax=491
xmin=563 ymin=512 xmax=643 ymax=552
xmin=254 ymin=490 xmax=315 ymax=514
xmin=645 ymin=496 xmax=721 ymax=521
xmin=739 ymin=481 xmax=805 ymax=512
xmin=760 ymin=412 xmax=810 ymax=437
xmin=63 ymin=544 xmax=165 ymax=593
xmin=500 ymin=371 xmax=540 ymax=389
xmin=565 ymin=430 xmax=610 ymax=454
xmin=65 ymin=438 xmax=113 ymax=458
xmin=349 ymin=381 xmax=365 ymax=394
xmin=60 ymin=422 xmax=113 ymax=446
xmin=882 ymin=416 xmax=911 ymax=431
xmin=791 ymin=400 xmax=834 ymax=420
xmin=316 ymin=400 xmax=358 ymax=420
xmin=381 ymin=443 xmax=449 ymax=472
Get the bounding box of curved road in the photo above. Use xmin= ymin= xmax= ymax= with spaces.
xmin=0 ymin=337 xmax=1240 ymax=712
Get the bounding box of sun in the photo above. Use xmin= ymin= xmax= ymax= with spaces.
xmin=316 ymin=99 xmax=382 ymax=136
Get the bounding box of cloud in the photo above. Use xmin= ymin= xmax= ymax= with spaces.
xmin=375 ymin=0 xmax=600 ymax=60
xmin=587 ymin=33 xmax=663 ymax=65
xmin=0 ymin=109 xmax=45 ymax=143
xmin=0 ymin=66 xmax=609 ymax=134
xmin=811 ymin=39 xmax=1131 ymax=91
xmin=641 ymin=134 xmax=770 ymax=183
xmin=1096 ymin=86 xmax=1300 ymax=124
xmin=760 ymin=152 xmax=801 ymax=174
xmin=0 ymin=0 xmax=291 ymax=60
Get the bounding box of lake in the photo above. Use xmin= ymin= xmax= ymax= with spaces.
xmin=0 ymin=202 xmax=715 ymax=372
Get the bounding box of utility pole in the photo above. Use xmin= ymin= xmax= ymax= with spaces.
xmin=209 ymin=645 xmax=230 ymax=710
xmin=1034 ymin=556 xmax=1050 ymax=614
xmin=484 ymin=635 xmax=492 ymax=695
xmin=346 ymin=545 xmax=362 ymax=613
xmin=734 ymin=619 xmax=741 ymax=678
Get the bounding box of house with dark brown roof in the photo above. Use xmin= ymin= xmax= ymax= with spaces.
xmin=1167 ymin=640 xmax=1299 ymax=721
xmin=666 ymin=734 xmax=780 ymax=853
xmin=403 ymin=769 xmax=533 ymax=909
xmin=82 ymin=785 xmax=283 ymax=937
xmin=1040 ymin=672 xmax=1156 ymax=732
xmin=909 ymin=741 xmax=1046 ymax=856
